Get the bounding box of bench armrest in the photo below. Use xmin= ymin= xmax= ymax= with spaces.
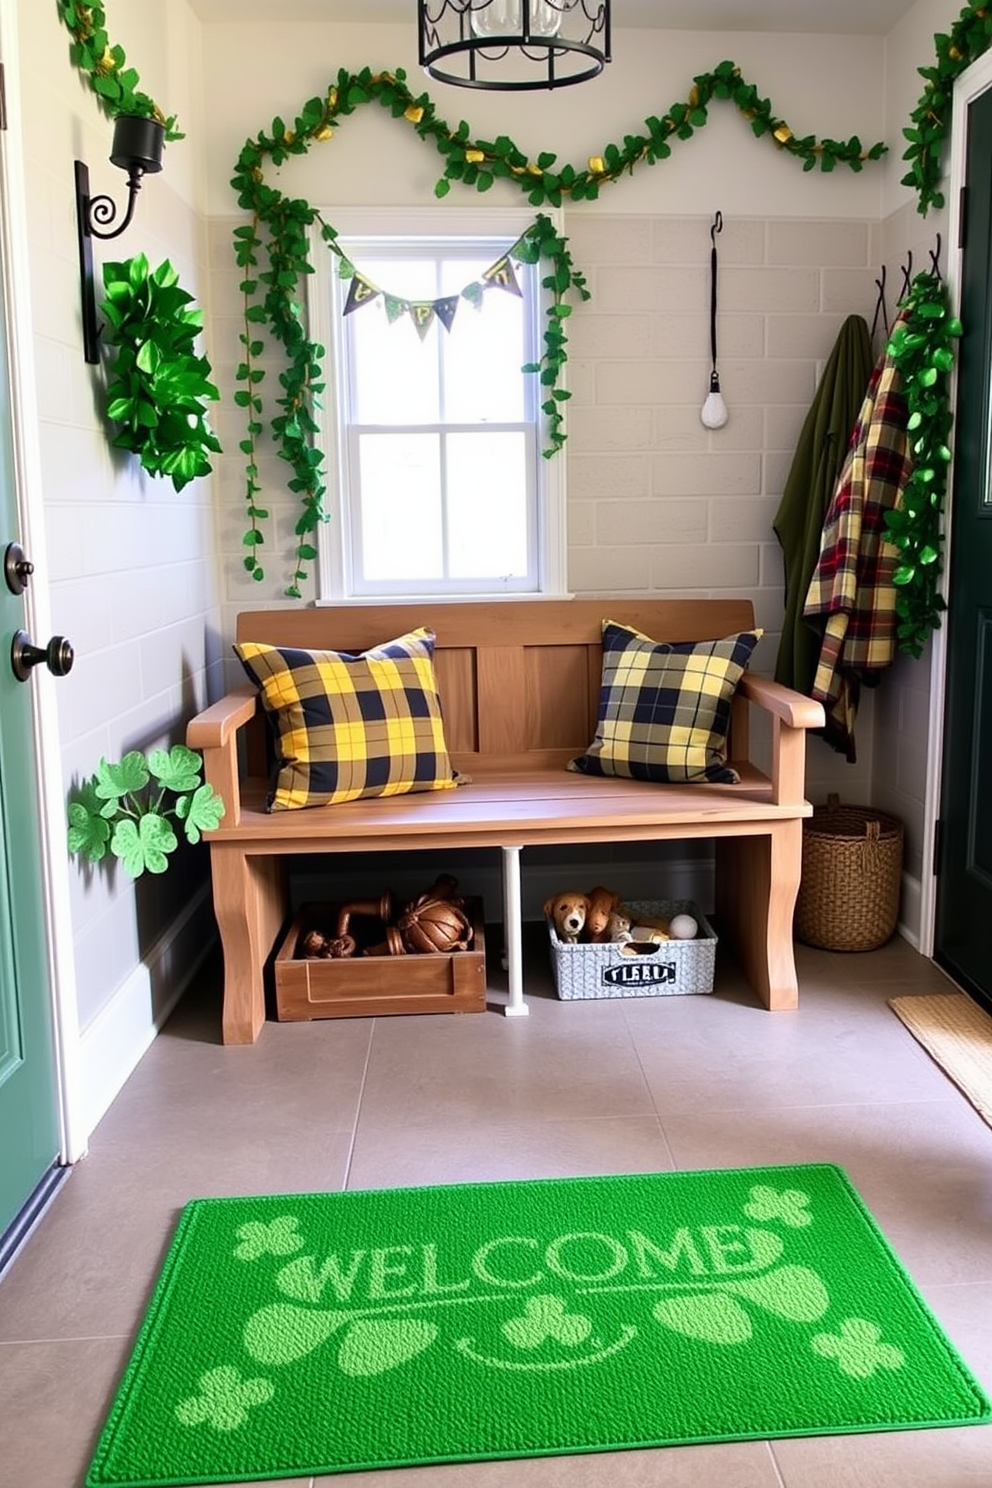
xmin=740 ymin=674 xmax=826 ymax=731
xmin=738 ymin=673 xmax=825 ymax=806
xmin=187 ymin=686 xmax=258 ymax=827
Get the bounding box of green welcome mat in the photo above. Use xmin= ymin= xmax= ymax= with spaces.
xmin=87 ymin=1164 xmax=989 ymax=1486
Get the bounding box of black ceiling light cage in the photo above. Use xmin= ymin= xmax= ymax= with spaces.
xmin=419 ymin=1 xmax=611 ymax=91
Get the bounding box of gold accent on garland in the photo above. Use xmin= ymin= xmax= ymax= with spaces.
xmin=56 ymin=0 xmax=182 ymax=140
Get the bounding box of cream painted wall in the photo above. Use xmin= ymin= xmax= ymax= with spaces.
xmin=13 ymin=0 xmax=223 ymax=1063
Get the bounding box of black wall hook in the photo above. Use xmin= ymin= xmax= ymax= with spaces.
xmin=710 ymin=210 xmax=723 ymax=245
xmin=899 ymin=251 xmax=914 ymax=302
xmin=929 ymin=233 xmax=943 ymax=281
xmin=871 ymin=264 xmax=889 ymax=340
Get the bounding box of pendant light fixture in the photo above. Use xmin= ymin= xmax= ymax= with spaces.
xmin=701 ymin=210 xmax=729 ymax=430
xmin=419 ymin=1 xmax=611 ymax=91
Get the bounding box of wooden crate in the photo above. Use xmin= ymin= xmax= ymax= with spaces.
xmin=273 ymin=898 xmax=487 ymax=1020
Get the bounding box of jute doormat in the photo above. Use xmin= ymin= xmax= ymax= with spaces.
xmin=889 ymin=992 xmax=992 ymax=1131
xmin=86 ymin=1164 xmax=990 ymax=1487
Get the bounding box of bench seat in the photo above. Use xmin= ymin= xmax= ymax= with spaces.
xmin=188 ymin=600 xmax=824 ymax=1043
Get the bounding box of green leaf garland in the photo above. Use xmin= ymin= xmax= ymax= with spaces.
xmin=886 ymin=272 xmax=960 ymax=657
xmin=903 ymin=1 xmax=992 ymax=216
xmin=230 ymin=64 xmax=885 ymax=595
xmin=56 ymin=0 xmax=182 ymax=140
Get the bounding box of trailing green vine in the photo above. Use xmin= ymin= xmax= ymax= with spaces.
xmin=886 ymin=273 xmax=960 ymax=657
xmin=101 ymin=254 xmax=222 ymax=492
xmin=230 ymin=64 xmax=885 ymax=595
xmin=904 ymin=1 xmax=992 ymax=216
xmin=56 ymin=0 xmax=182 ymax=139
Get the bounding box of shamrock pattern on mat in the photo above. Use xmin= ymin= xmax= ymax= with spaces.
xmin=744 ymin=1184 xmax=813 ymax=1228
xmin=812 ymin=1317 xmax=906 ymax=1379
xmin=233 ymin=1215 xmax=305 ymax=1262
xmin=175 ymin=1366 xmax=273 ymax=1432
xmin=503 ymin=1295 xmax=593 ymax=1350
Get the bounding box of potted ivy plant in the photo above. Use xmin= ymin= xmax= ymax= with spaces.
xmin=68 ymin=745 xmax=225 ymax=878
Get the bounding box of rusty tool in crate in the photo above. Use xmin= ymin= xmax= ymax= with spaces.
xmin=397 ymin=876 xmax=473 ymax=954
xmin=299 ymin=891 xmax=395 ymax=959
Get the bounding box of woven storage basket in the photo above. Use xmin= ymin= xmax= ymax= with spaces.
xmin=795 ymin=796 xmax=904 ymax=952
xmin=547 ymin=900 xmax=717 ymax=999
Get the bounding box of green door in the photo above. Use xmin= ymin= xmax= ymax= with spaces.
xmin=935 ymin=82 xmax=992 ymax=1004
xmin=0 ymin=233 xmax=60 ymax=1241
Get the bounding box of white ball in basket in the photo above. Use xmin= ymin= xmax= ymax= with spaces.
xmin=668 ymin=913 xmax=698 ymax=941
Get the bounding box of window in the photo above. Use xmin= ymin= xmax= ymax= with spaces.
xmin=311 ymin=210 xmax=566 ymax=600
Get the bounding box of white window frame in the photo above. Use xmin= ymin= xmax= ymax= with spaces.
xmin=308 ymin=206 xmax=568 ymax=603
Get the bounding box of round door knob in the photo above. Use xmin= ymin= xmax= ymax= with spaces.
xmin=10 ymin=630 xmax=74 ymax=683
xmin=3 ymin=542 xmax=34 ymax=596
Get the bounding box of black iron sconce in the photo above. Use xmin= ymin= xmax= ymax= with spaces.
xmin=419 ymin=0 xmax=610 ymax=91
xmin=74 ymin=113 xmax=165 ymax=364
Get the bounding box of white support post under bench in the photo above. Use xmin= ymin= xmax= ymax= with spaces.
xmin=501 ymin=844 xmax=529 ymax=1017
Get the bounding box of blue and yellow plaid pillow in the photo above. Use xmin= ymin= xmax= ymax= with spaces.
xmin=569 ymin=620 xmax=762 ymax=786
xmin=234 ymin=628 xmax=459 ymax=811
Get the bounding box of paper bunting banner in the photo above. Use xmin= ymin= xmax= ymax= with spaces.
xmin=434 ymin=295 xmax=461 ymax=333
xmin=410 ymin=303 xmax=437 ymax=340
xmin=482 ymin=256 xmax=522 ymax=297
xmin=343 ymin=274 xmax=380 ymax=315
xmin=337 ymin=236 xmax=527 ymax=337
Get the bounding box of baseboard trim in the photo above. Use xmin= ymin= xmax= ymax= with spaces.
xmin=0 ymin=1164 xmax=71 ymax=1285
xmin=79 ymin=886 xmax=215 ymax=1142
xmin=897 ymin=870 xmax=923 ymax=952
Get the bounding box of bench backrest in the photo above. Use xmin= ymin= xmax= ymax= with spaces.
xmin=235 ymin=598 xmax=756 ymax=773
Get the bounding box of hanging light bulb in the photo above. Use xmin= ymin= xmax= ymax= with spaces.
xmin=471 ymin=0 xmax=564 ymax=40
xmin=700 ymin=211 xmax=729 ymax=429
xmin=701 ymin=369 xmax=729 ymax=429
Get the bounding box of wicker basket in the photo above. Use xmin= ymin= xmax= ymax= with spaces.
xmin=795 ymin=796 xmax=904 ymax=952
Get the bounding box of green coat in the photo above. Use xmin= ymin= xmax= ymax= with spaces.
xmin=773 ymin=314 xmax=874 ymax=696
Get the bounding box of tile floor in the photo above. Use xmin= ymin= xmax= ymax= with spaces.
xmin=1 ymin=928 xmax=991 ymax=1488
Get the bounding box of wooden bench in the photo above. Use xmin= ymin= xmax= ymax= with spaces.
xmin=187 ymin=599 xmax=825 ymax=1044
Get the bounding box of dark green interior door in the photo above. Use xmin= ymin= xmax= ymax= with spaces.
xmin=0 ymin=237 xmax=60 ymax=1240
xmin=935 ymin=83 xmax=992 ymax=1004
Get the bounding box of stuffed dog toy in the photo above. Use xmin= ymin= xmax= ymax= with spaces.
xmin=605 ymin=907 xmax=633 ymax=944
xmin=543 ymin=892 xmax=590 ymax=943
xmin=585 ymin=885 xmax=623 ymax=942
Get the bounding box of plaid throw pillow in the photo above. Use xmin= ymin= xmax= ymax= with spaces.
xmin=568 ymin=621 xmax=762 ymax=786
xmin=234 ymin=628 xmax=459 ymax=811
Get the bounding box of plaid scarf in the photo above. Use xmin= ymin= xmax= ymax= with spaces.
xmin=803 ymin=329 xmax=912 ymax=761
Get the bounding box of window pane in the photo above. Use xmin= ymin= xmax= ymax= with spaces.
xmin=358 ymin=433 xmax=443 ymax=581
xmin=446 ymin=432 xmax=530 ymax=579
xmin=442 ymin=258 xmax=527 ymax=424
xmin=349 ymin=257 xmax=440 ymax=425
